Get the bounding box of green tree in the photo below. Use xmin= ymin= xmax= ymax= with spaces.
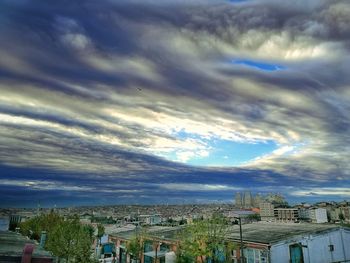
xmin=46 ymin=217 xmax=96 ymax=263
xmin=127 ymin=235 xmax=142 ymax=261
xmin=247 ymin=214 xmax=261 ymax=222
xmin=84 ymin=224 xmax=95 ymax=240
xmin=176 ymin=214 xmax=233 ymax=263
xmin=127 ymin=226 xmax=149 ymax=262
xmin=20 ymin=212 xmax=96 ymax=263
xmin=20 ymin=211 xmax=63 ymax=240
xmin=97 ymin=224 xmax=105 ymax=245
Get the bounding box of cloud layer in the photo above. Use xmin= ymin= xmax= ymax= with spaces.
xmin=0 ymin=0 xmax=349 ymax=207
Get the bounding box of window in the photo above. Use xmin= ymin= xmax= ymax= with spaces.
xmin=119 ymin=248 xmax=127 ymax=263
xmin=144 ymin=241 xmax=154 ymax=263
xmin=243 ymin=248 xmax=268 ymax=263
xmin=144 ymin=241 xmax=153 ymax=252
xmin=160 ymin=243 xmax=169 ymax=252
xmin=215 ymin=245 xmax=226 ymax=263
xmin=289 ymin=244 xmax=304 ymax=263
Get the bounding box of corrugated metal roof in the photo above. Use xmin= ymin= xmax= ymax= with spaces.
xmin=0 ymin=231 xmax=52 ymax=257
xmin=110 ymin=223 xmax=346 ymax=245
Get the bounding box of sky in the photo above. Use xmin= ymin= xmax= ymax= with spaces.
xmin=0 ymin=0 xmax=350 ymax=207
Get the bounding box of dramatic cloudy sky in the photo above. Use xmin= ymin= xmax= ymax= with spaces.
xmin=1 ymin=0 xmax=350 ymax=207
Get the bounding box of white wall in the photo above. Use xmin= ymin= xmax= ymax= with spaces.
xmin=314 ymin=208 xmax=328 ymax=223
xmin=270 ymin=228 xmax=350 ymax=263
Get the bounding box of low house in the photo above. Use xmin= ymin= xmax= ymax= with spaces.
xmin=226 ymin=223 xmax=350 ymax=263
xmin=109 ymin=226 xmax=180 ymax=263
xmin=0 ymin=231 xmax=53 ymax=263
xmin=109 ymin=223 xmax=350 ymax=263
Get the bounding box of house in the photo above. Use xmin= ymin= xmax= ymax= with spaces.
xmin=109 ymin=223 xmax=350 ymax=263
xmin=226 ymin=223 xmax=350 ymax=263
xmin=0 ymin=231 xmax=53 ymax=263
xmin=109 ymin=226 xmax=181 ymax=263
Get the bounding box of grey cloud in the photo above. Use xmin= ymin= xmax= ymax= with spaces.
xmin=0 ymin=0 xmax=350 ymax=206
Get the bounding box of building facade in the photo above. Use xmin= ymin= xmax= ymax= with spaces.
xmin=235 ymin=192 xmax=243 ymax=208
xmin=274 ymin=208 xmax=299 ymax=222
xmin=259 ymin=202 xmax=275 ymax=221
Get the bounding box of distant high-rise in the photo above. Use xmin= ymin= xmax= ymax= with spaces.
xmin=235 ymin=192 xmax=243 ymax=208
xmin=243 ymin=191 xmax=253 ymax=208
xmin=254 ymin=193 xmax=262 ymax=207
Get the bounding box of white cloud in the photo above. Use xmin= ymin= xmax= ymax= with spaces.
xmin=158 ymin=183 xmax=241 ymax=191
xmin=291 ymin=187 xmax=350 ymax=197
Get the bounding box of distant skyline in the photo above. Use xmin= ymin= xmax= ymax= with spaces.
xmin=1 ymin=0 xmax=350 ymax=207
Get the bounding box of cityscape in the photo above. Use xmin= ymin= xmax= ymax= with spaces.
xmin=1 ymin=0 xmax=350 ymax=262
xmin=1 ymin=193 xmax=350 ymax=262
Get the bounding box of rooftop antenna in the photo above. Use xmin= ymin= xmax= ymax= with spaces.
xmin=37 ymin=203 xmax=40 ymax=215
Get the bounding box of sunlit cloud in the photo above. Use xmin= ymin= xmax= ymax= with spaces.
xmin=158 ymin=183 xmax=242 ymax=192
xmin=291 ymin=188 xmax=350 ymax=197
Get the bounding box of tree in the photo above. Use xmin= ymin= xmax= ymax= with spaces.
xmin=97 ymin=224 xmax=105 ymax=245
xmin=127 ymin=234 xmax=143 ymax=262
xmin=127 ymin=226 xmax=148 ymax=262
xmin=45 ymin=217 xmax=96 ymax=263
xmin=20 ymin=212 xmax=96 ymax=263
xmin=176 ymin=214 xmax=234 ymax=263
xmin=84 ymin=224 xmax=95 ymax=240
xmin=339 ymin=212 xmax=345 ymax=223
xmin=247 ymin=214 xmax=261 ymax=222
xmin=20 ymin=211 xmax=63 ymax=240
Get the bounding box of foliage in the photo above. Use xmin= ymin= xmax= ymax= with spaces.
xmin=179 ymin=219 xmax=187 ymax=225
xmin=84 ymin=224 xmax=95 ymax=239
xmin=339 ymin=213 xmax=345 ymax=221
xmin=20 ymin=211 xmax=63 ymax=240
xmin=127 ymin=227 xmax=148 ymax=261
xmin=176 ymin=214 xmax=234 ymax=263
xmin=20 ymin=212 xmax=96 ymax=263
xmin=127 ymin=235 xmax=143 ymax=260
xmin=247 ymin=214 xmax=261 ymax=221
xmin=92 ymin=216 xmax=116 ymax=224
xmin=97 ymin=223 xmax=105 ymax=245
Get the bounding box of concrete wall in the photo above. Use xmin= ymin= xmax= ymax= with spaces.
xmin=270 ymin=228 xmax=350 ymax=263
xmin=314 ymin=208 xmax=328 ymax=223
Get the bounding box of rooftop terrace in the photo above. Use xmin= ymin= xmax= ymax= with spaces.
xmin=226 ymin=222 xmax=340 ymax=244
xmin=110 ymin=222 xmax=344 ymax=245
xmin=0 ymin=231 xmax=52 ymax=262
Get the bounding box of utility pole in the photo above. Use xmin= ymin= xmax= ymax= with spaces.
xmin=154 ymin=242 xmax=162 ymax=263
xmin=235 ymin=217 xmax=244 ymax=263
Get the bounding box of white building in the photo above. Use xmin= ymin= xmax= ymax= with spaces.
xmin=310 ymin=208 xmax=328 ymax=223
xmin=259 ymin=202 xmax=275 ymax=221
xmin=227 ymin=223 xmax=350 ymax=263
xmin=138 ymin=214 xmax=162 ymax=225
xmin=299 ymin=208 xmax=328 ymax=223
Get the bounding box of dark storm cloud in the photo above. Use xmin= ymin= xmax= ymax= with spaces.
xmin=0 ymin=0 xmax=350 ymax=206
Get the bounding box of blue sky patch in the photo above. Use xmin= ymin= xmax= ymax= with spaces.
xmin=162 ymin=131 xmax=278 ymax=167
xmin=188 ymin=139 xmax=277 ymax=167
xmin=232 ymin=59 xmax=286 ymax=71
